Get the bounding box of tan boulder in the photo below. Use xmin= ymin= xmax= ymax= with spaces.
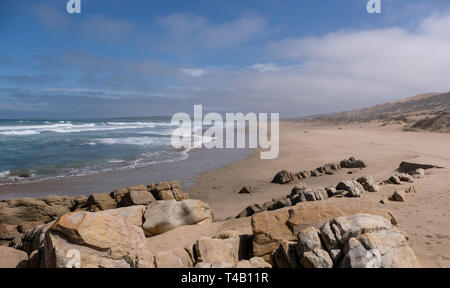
xmin=194 ymin=231 xmax=240 ymax=267
xmin=300 ymin=248 xmax=333 ymax=268
xmin=120 ymin=190 xmax=156 ymax=207
xmin=154 ymin=248 xmax=193 ymax=268
xmin=86 ymin=193 xmax=115 ymax=211
xmin=148 ymin=180 xmax=188 ymax=201
xmin=100 ymin=205 xmax=146 ymax=227
xmin=43 ymin=211 xmax=154 ymax=268
xmin=0 ymin=246 xmax=28 ymax=268
xmin=391 ymin=190 xmax=407 ymax=202
xmin=17 ymin=221 xmax=44 ymax=233
xmin=0 ymin=223 xmax=20 ymax=242
xmin=142 ymin=200 xmax=213 ymax=236
xmin=0 ymin=198 xmax=70 ymax=225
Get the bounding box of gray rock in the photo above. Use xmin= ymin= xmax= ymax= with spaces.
xmin=296 ymin=227 xmax=322 ymax=256
xmin=300 ymin=248 xmax=333 ymax=268
xmin=336 ymin=180 xmax=365 ymax=197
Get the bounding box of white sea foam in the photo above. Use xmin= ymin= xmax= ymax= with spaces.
xmin=0 ymin=170 xmax=10 ymax=178
xmin=0 ymin=121 xmax=174 ymax=135
xmin=96 ymin=137 xmax=159 ymax=146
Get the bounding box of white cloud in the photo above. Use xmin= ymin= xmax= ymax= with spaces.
xmin=180 ymin=68 xmax=208 ymax=77
xmin=247 ymin=63 xmax=281 ymax=73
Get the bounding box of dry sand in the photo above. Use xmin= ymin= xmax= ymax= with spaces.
xmin=186 ymin=121 xmax=450 ymax=268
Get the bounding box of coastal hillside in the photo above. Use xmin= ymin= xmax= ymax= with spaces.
xmin=302 ymin=92 xmax=450 ymax=132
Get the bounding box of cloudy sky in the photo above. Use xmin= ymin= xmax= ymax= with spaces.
xmin=1 ymin=0 xmax=449 ymax=118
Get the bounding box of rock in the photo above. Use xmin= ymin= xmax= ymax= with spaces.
xmin=357 ymin=175 xmax=379 ymax=192
xmin=251 ymin=205 xmax=395 ymax=262
xmin=142 ymin=200 xmax=213 ymax=236
xmin=340 ymin=157 xmax=366 ymax=168
xmin=100 ymin=205 xmax=146 ymax=227
xmin=391 ymin=190 xmax=407 ymax=202
xmin=28 ymin=249 xmax=42 ymax=268
xmin=267 ymin=197 xmax=291 ymax=211
xmin=0 ymin=223 xmax=20 ymax=242
xmin=72 ymin=196 xmax=88 ymax=211
xmin=300 ymin=248 xmax=333 ymax=268
xmin=271 ymin=170 xmax=295 ymax=184
xmin=310 ymin=169 xmax=322 ymax=177
xmin=397 ymin=173 xmax=414 ymax=183
xmin=0 ymin=198 xmax=71 ymax=225
xmin=86 ymin=193 xmax=115 ymax=212
xmin=154 ymin=248 xmax=193 ymax=268
xmin=330 ymin=213 xmax=393 ymax=244
xmin=411 ymin=168 xmax=425 ymax=179
xmin=388 ymin=175 xmax=402 ymax=185
xmin=43 ymin=211 xmax=154 ymax=268
xmin=271 ymin=240 xmax=299 ymax=268
xmin=236 ymin=204 xmax=264 ymax=218
xmin=239 ymin=186 xmax=253 ymax=194
xmin=397 ymin=161 xmax=442 ymax=174
xmin=406 ymin=186 xmax=419 ymax=194
xmin=336 ymin=180 xmax=365 ymax=197
xmin=296 ymin=226 xmax=322 ymax=256
xmin=120 ymin=190 xmax=156 ymax=207
xmin=20 ymin=221 xmax=55 ymax=254
xmin=149 ymin=181 xmax=188 ymax=201
xmin=236 ymin=257 xmax=271 ymax=268
xmin=39 ymin=195 xmax=74 ymax=209
xmin=340 ymin=237 xmax=378 ymax=268
xmin=0 ymin=246 xmax=28 ymax=268
xmin=358 ymin=230 xmax=420 ymax=268
xmin=110 ymin=188 xmax=129 ymax=204
xmin=17 ymin=221 xmax=44 ymax=233
xmin=379 ymin=198 xmax=389 ymax=204
xmin=194 ymin=232 xmax=240 ymax=267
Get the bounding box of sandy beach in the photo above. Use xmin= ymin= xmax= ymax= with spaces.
xmin=184 ymin=121 xmax=450 ymax=268
xmin=1 ymin=120 xmax=449 ymax=268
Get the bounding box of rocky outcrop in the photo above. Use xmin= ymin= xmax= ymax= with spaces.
xmin=0 ymin=246 xmax=28 ymax=268
xmin=274 ymin=213 xmax=421 ymax=268
xmin=251 ymin=205 xmax=397 ymax=262
xmin=43 ymin=211 xmax=154 ymax=268
xmin=0 ymin=197 xmax=72 ymax=225
xmin=0 ymin=223 xmax=21 ymax=246
xmin=271 ymin=170 xmax=296 ymax=184
xmin=142 ymin=200 xmax=213 ymax=236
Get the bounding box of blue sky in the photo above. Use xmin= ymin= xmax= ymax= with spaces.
xmin=1 ymin=0 xmax=450 ymax=118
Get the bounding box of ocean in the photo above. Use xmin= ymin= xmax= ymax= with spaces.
xmin=0 ymin=117 xmax=204 ymax=185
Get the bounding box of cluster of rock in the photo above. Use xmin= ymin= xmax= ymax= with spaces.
xmin=237 ymin=174 xmax=378 ymax=218
xmin=271 ymin=157 xmax=366 ymax=184
xmin=271 ymin=213 xmax=420 ymax=268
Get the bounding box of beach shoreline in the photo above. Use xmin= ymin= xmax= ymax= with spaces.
xmin=1 ymin=121 xmax=450 ymax=267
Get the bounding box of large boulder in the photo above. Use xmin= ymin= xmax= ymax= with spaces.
xmin=193 ymin=231 xmax=240 ymax=267
xmin=300 ymin=248 xmax=333 ymax=268
xmin=0 ymin=246 xmax=28 ymax=268
xmin=142 ymin=200 xmax=213 ymax=236
xmin=0 ymin=198 xmax=71 ymax=225
xmin=43 ymin=211 xmax=154 ymax=268
xmin=100 ymin=205 xmax=146 ymax=227
xmin=153 ymin=248 xmax=193 ymax=268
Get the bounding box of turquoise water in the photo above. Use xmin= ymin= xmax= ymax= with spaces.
xmin=0 ymin=117 xmax=193 ymax=184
